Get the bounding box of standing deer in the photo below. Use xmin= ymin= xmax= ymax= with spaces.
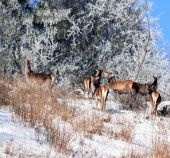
xmin=24 ymin=59 xmax=55 ymax=89
xmin=150 ymin=90 xmax=161 ymax=118
xmin=108 ymin=79 xmax=136 ymax=97
xmin=107 ymin=75 xmax=160 ymax=110
xmin=107 ymin=75 xmax=160 ymax=98
xmin=91 ymin=69 xmax=118 ymax=110
xmin=147 ymin=76 xmax=160 ymax=92
xmin=131 ymin=76 xmax=160 ymax=101
xmin=83 ymin=78 xmax=91 ymax=97
xmin=91 ymin=76 xmax=109 ymax=110
xmin=94 ymin=85 xmax=109 ymax=111
xmin=83 ymin=69 xmax=102 ymax=98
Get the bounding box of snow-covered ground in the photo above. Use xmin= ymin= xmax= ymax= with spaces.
xmin=0 ymin=78 xmax=170 ymax=157
xmin=1 ymin=96 xmax=170 ymax=158
xmin=0 ymin=107 xmax=60 ymax=158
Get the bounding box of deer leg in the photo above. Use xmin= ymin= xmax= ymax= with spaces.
xmin=84 ymin=89 xmax=88 ymax=98
xmin=99 ymin=97 xmax=102 ymax=110
xmin=151 ymin=106 xmax=154 ymax=118
xmin=103 ymin=99 xmax=106 ymax=111
xmin=154 ymin=105 xmax=158 ymax=117
xmin=95 ymin=97 xmax=100 ymax=110
xmin=91 ymin=91 xmax=94 ymax=99
xmin=151 ymin=102 xmax=156 ymax=119
xmin=101 ymin=98 xmax=104 ymax=111
xmin=103 ymin=98 xmax=106 ymax=111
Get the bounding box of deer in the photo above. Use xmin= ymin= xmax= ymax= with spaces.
xmin=83 ymin=69 xmax=102 ymax=98
xmin=91 ymin=69 xmax=118 ymax=110
xmin=107 ymin=75 xmax=160 ymax=109
xmin=90 ymin=76 xmax=109 ymax=110
xmin=131 ymin=76 xmax=160 ymax=101
xmin=108 ymin=75 xmax=160 ymax=97
xmin=150 ymin=90 xmax=161 ymax=118
xmin=83 ymin=67 xmax=118 ymax=97
xmin=147 ymin=76 xmax=160 ymax=92
xmin=24 ymin=59 xmax=55 ymax=90
xmin=94 ymin=85 xmax=109 ymax=111
xmin=108 ymin=78 xmax=135 ymax=97
xmin=83 ymin=78 xmax=91 ymax=97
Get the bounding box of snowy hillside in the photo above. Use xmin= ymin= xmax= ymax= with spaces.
xmin=1 ymin=77 xmax=170 ymax=158
xmin=0 ymin=107 xmax=61 ymax=157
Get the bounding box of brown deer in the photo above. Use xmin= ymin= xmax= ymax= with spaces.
xmin=24 ymin=59 xmax=55 ymax=89
xmin=90 ymin=76 xmax=101 ymax=97
xmin=94 ymin=85 xmax=109 ymax=111
xmin=83 ymin=69 xmax=102 ymax=97
xmin=147 ymin=76 xmax=160 ymax=92
xmin=83 ymin=78 xmax=91 ymax=97
xmin=132 ymin=76 xmax=160 ymax=98
xmin=90 ymin=76 xmax=109 ymax=110
xmin=108 ymin=79 xmax=135 ymax=97
xmin=150 ymin=90 xmax=161 ymax=118
xmin=108 ymin=75 xmax=160 ymax=97
xmin=90 ymin=69 xmax=118 ymax=110
xmin=107 ymin=76 xmax=160 ymax=109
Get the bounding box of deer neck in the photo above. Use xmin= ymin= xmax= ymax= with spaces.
xmin=148 ymin=78 xmax=157 ymax=92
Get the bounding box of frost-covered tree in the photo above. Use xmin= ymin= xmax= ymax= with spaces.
xmin=1 ymin=0 xmax=170 ymax=97
xmin=67 ymin=0 xmax=153 ymax=78
xmin=65 ymin=0 xmax=170 ymax=97
xmin=0 ymin=0 xmax=25 ymax=74
xmin=20 ymin=1 xmax=71 ymax=82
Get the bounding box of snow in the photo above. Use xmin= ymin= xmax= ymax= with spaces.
xmin=1 ymin=96 xmax=170 ymax=157
xmin=0 ymin=107 xmax=57 ymax=157
xmin=157 ymin=101 xmax=170 ymax=111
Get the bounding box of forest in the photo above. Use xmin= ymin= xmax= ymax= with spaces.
xmin=1 ymin=0 xmax=170 ymax=98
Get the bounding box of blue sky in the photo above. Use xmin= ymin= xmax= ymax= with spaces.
xmin=151 ymin=0 xmax=170 ymax=51
xmin=29 ymin=0 xmax=38 ymax=6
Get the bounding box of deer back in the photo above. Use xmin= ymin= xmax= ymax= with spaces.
xmin=24 ymin=59 xmax=55 ymax=88
xmin=151 ymin=91 xmax=161 ymax=106
xmin=109 ymin=80 xmax=134 ymax=91
xmin=132 ymin=82 xmax=149 ymax=95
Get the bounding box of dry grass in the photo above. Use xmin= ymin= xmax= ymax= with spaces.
xmin=112 ymin=115 xmax=127 ymax=125
xmin=127 ymin=152 xmax=143 ymax=158
xmin=0 ymin=75 xmax=75 ymax=153
xmin=1 ymin=139 xmax=56 ymax=158
xmin=106 ymin=116 xmax=134 ymax=142
xmin=73 ymin=112 xmax=104 ymax=134
xmin=53 ymin=86 xmax=82 ymax=99
xmin=149 ymin=136 xmax=170 ymax=158
xmin=121 ymin=149 xmax=144 ymax=158
xmin=44 ymin=121 xmax=73 ymax=153
xmin=55 ymin=101 xmax=76 ymax=122
xmin=157 ymin=121 xmax=168 ymax=135
xmin=0 ymin=76 xmax=13 ymax=106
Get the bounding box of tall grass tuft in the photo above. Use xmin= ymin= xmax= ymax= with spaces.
xmin=0 ymin=76 xmax=74 ymax=153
